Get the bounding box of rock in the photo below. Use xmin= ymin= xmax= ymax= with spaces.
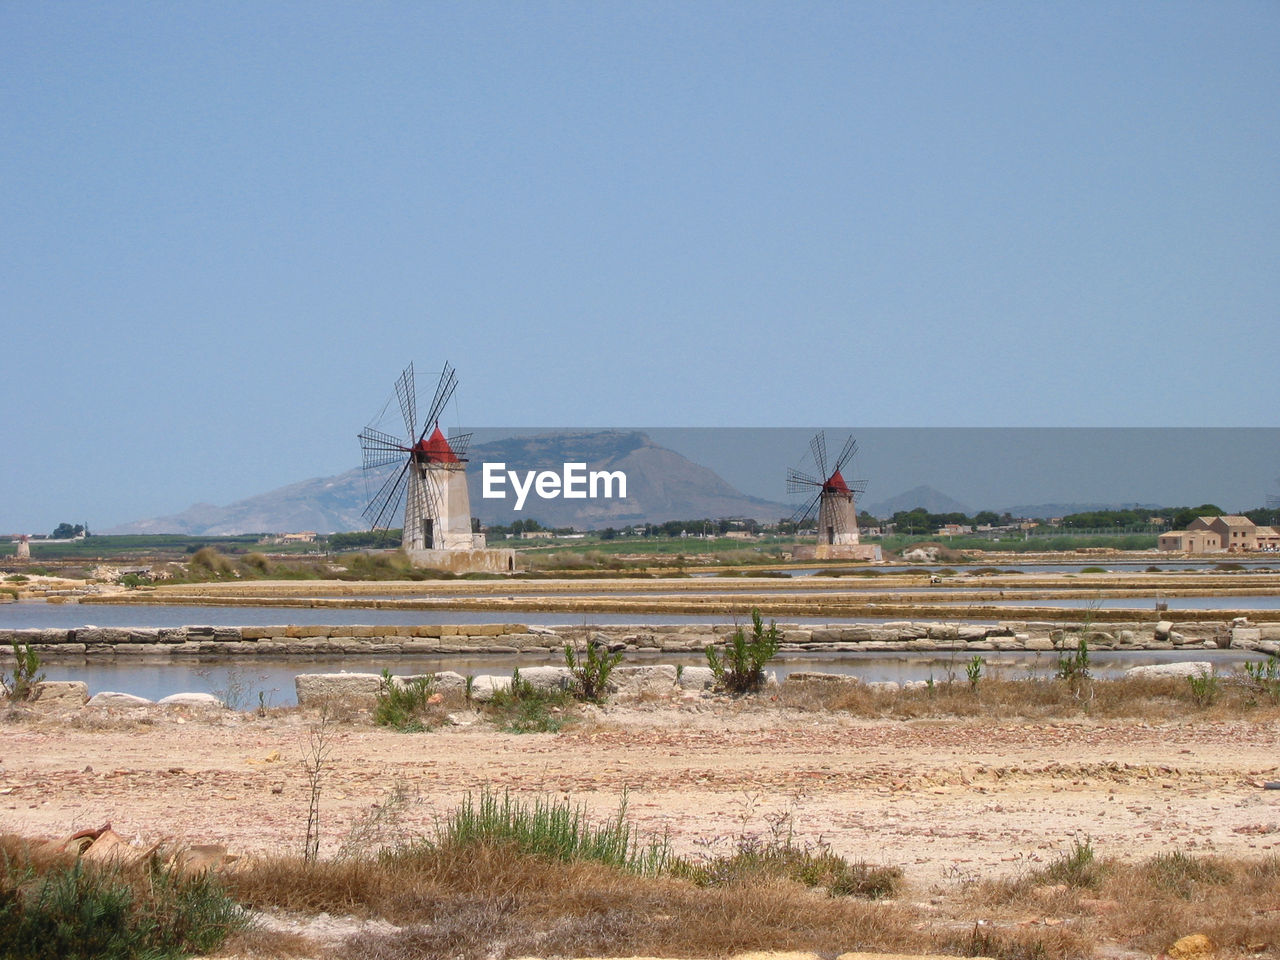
xmin=1155 ymin=620 xmax=1174 ymax=639
xmin=866 ymin=681 xmax=900 ymax=694
xmin=515 ymin=666 xmax=572 ymax=693
xmin=1232 ymin=627 xmax=1262 ymax=649
xmin=1125 ymin=661 xmax=1213 ymax=680
xmin=294 ymin=673 xmax=383 ymax=708
xmin=1025 ymin=636 xmax=1056 ymax=651
xmin=29 ymin=680 xmax=89 ymax=707
xmin=86 ymin=691 xmax=153 ymax=708
xmin=467 ymin=675 xmax=511 ymax=702
xmin=157 ymin=693 xmax=225 ymax=710
xmin=1168 ymin=933 xmax=1215 ymax=960
xmin=431 ymin=671 xmax=467 ymax=692
xmin=527 ymin=625 xmax=559 ymax=636
xmin=608 ymin=665 xmax=678 ymax=699
xmin=785 ymin=672 xmax=860 ymax=694
xmin=677 ymin=665 xmax=716 ymax=691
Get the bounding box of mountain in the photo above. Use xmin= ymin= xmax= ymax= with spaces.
xmin=865 ymin=485 xmax=972 ymax=518
xmin=104 ymin=431 xmax=791 ymax=535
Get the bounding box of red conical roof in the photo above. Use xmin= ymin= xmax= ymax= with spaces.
xmin=824 ymin=470 xmax=851 ymax=495
xmin=414 ymin=425 xmax=459 ymax=463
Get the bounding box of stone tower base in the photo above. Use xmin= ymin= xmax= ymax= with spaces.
xmin=792 ymin=543 xmax=882 ymax=562
xmin=403 ymin=548 xmax=519 ymax=574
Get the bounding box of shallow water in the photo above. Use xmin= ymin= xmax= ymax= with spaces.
xmin=946 ymin=595 xmax=1280 ymax=610
xmin=0 ymin=601 xmax=928 ymax=631
xmin=39 ymin=648 xmax=1257 ymax=706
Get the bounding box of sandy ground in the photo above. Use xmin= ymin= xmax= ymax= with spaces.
xmin=3 ymin=700 xmax=1279 ymax=891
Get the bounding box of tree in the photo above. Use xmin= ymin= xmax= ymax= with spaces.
xmin=50 ymin=523 xmax=84 ymax=539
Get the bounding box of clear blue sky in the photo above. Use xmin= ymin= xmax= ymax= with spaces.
xmin=2 ymin=2 xmax=1277 ymax=532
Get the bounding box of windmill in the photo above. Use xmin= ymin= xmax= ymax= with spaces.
xmin=357 ymin=362 xmax=478 ymax=553
xmin=14 ymin=534 xmax=30 ymax=561
xmin=787 ymin=432 xmax=868 ymax=547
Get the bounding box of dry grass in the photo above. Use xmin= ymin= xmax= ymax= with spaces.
xmin=969 ymin=844 xmax=1280 ymax=958
xmin=234 ymin=847 xmax=934 ymax=960
xmin=11 ymin=828 xmax=1279 ymax=959
xmin=780 ymin=673 xmax=1280 ymax=722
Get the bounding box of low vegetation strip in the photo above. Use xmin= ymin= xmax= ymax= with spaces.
xmin=13 ymin=801 xmax=1267 ymax=960
xmin=0 ymin=837 xmax=246 ymax=960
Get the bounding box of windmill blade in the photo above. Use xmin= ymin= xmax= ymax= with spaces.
xmin=810 ymin=432 xmax=828 ymax=479
xmin=417 ymin=362 xmax=458 ymax=444
xmin=447 ymin=431 xmax=473 ymax=459
xmin=359 ymin=428 xmax=408 ymax=471
xmin=363 ymin=460 xmax=411 ymax=530
xmin=833 ymin=435 xmax=858 ymax=472
xmin=787 ymin=468 xmax=821 ymax=495
xmin=362 ymin=447 xmax=407 ymax=471
xmin=420 ymin=467 xmax=445 ymax=523
xmin=394 ymin=363 xmax=417 ymax=442
xmin=846 ymin=478 xmax=868 ymax=498
xmin=789 ymin=492 xmax=821 ymax=527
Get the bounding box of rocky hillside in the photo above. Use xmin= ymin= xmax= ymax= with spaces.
xmin=105 ymin=431 xmax=790 ymax=535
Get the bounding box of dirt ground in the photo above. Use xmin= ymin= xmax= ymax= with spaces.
xmin=3 ymin=699 xmax=1279 ymax=892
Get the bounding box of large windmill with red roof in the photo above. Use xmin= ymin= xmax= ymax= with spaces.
xmin=358 ymin=362 xmax=478 ymax=553
xmin=787 ymin=432 xmax=868 ymax=549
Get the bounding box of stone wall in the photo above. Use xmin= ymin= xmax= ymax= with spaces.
xmin=1 ymin=618 xmax=1277 ymax=661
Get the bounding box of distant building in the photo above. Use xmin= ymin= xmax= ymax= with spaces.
xmin=1256 ymin=526 xmax=1280 ymax=551
xmin=1188 ymin=515 xmax=1259 ymax=552
xmin=1157 ymin=529 xmax=1222 ymax=553
xmin=263 ymin=531 xmax=317 ymax=544
xmin=1161 ymin=515 xmax=1279 ymax=553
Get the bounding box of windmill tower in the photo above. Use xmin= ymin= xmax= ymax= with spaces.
xmin=357 ymin=362 xmax=516 ymax=573
xmin=14 ymin=535 xmax=30 ymax=561
xmin=787 ymin=432 xmax=881 ymax=562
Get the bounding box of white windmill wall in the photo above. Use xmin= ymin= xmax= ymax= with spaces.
xmin=402 ymin=462 xmax=475 ymax=551
xmin=816 ymin=492 xmax=861 ymax=546
xmin=433 ymin=462 xmax=477 ymax=549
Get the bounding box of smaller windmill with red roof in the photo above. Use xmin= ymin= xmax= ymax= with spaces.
xmin=358 ymin=362 xmax=478 ymax=553
xmin=787 ymin=432 xmax=868 ymax=548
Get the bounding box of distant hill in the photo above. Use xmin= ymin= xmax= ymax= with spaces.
xmin=104 ymin=431 xmax=791 ymax=535
xmin=865 ymin=485 xmax=972 ymax=518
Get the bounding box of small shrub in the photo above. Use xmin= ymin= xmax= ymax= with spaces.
xmin=677 ymin=840 xmax=901 ymax=899
xmin=4 ymin=641 xmax=45 ymax=701
xmin=1186 ymin=671 xmax=1220 ymax=707
xmin=240 ymin=552 xmax=271 ymax=574
xmin=373 ymin=670 xmax=438 ymax=732
xmin=1142 ymin=850 xmax=1232 ymax=898
xmin=487 ymin=669 xmax=572 ymax=734
xmin=424 ymin=789 xmax=673 ymax=875
xmin=1055 ymin=635 xmax=1091 ymax=686
xmin=1242 ymin=657 xmax=1280 ymax=703
xmin=705 ymin=609 xmax=780 ymax=695
xmin=187 ymin=547 xmax=236 ymax=579
xmin=0 ymin=852 xmax=246 ymax=960
xmin=966 ymin=655 xmax=985 ymax=693
xmin=563 ymin=642 xmax=623 ymax=703
xmin=1033 ymin=837 xmax=1106 ymax=890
